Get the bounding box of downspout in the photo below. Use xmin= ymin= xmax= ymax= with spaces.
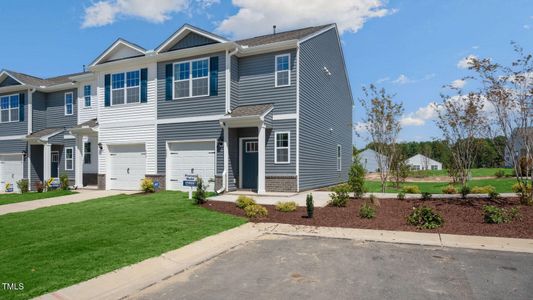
xmin=217 ymin=47 xmax=239 ymax=194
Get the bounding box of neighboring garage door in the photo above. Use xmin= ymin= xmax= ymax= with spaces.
xmin=108 ymin=144 xmax=146 ymax=190
xmin=167 ymin=141 xmax=216 ymax=192
xmin=0 ymin=154 xmax=24 ymax=192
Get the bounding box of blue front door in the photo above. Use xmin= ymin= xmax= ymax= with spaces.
xmin=51 ymin=151 xmax=59 ymax=178
xmin=242 ymin=139 xmax=258 ymax=189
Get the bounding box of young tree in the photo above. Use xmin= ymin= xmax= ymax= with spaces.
xmin=389 ymin=152 xmax=410 ymax=188
xmin=469 ymin=43 xmax=533 ymax=204
xmin=358 ymin=84 xmax=404 ymax=192
xmin=436 ymin=89 xmax=487 ymax=187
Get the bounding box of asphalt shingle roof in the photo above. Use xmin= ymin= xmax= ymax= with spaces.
xmin=4 ymin=70 xmax=88 ymax=87
xmin=26 ymin=127 xmax=64 ymax=139
xmin=70 ymin=118 xmax=98 ymax=129
xmin=236 ymin=24 xmax=332 ymax=47
xmin=228 ymin=104 xmax=273 ymax=117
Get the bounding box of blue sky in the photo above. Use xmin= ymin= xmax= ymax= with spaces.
xmin=0 ymin=0 xmax=531 ymax=147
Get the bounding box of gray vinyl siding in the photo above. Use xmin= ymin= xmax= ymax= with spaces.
xmin=169 ymin=32 xmax=217 ymax=51
xmin=29 ymin=140 xmax=76 ymax=186
xmin=0 ymin=77 xmax=21 ymax=87
xmin=157 ymin=52 xmax=226 ymax=119
xmin=266 ymin=119 xmax=296 ymax=175
xmin=235 ymin=50 xmax=297 ymax=114
xmin=299 ymin=28 xmax=352 ymax=190
xmin=157 ymin=120 xmax=223 ymax=175
xmin=44 ymin=89 xmax=77 ymax=128
xmin=32 ymin=92 xmax=47 ymax=131
xmin=56 ymin=140 xmax=76 ymax=179
xmin=0 ymin=91 xmax=27 ymax=136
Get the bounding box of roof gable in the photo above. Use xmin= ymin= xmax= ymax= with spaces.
xmin=0 ymin=71 xmax=24 ymax=87
xmin=91 ymin=39 xmax=146 ymax=66
xmin=156 ymin=24 xmax=227 ymax=53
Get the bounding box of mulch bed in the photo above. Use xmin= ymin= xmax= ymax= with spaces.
xmin=202 ymin=197 xmax=533 ymax=239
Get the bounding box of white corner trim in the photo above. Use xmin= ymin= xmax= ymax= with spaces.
xmin=295 ymin=45 xmax=301 ymax=192
xmin=157 ymin=114 xmax=225 ymax=125
xmin=272 ymin=113 xmax=297 ymax=121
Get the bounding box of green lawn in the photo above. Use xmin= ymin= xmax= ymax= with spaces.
xmin=0 ymin=190 xmax=75 ymax=206
xmin=0 ymin=191 xmax=246 ymax=300
xmin=365 ymin=178 xmax=518 ymax=194
xmin=410 ymin=168 xmax=513 ymax=178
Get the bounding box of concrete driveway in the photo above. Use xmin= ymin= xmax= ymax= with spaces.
xmin=132 ymin=235 xmax=533 ymax=300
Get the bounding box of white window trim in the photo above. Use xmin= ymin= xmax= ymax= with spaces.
xmin=274 ymin=53 xmax=291 ymax=87
xmin=274 ymin=131 xmax=290 ymax=164
xmin=336 ymin=144 xmax=342 ymax=171
xmin=172 ymin=57 xmax=210 ymax=100
xmin=110 ymin=70 xmax=141 ymax=106
xmin=65 ymin=147 xmax=74 ymax=171
xmin=0 ymin=93 xmax=20 ymax=123
xmin=83 ymin=85 xmax=91 ymax=108
xmin=64 ymin=92 xmax=73 ymax=116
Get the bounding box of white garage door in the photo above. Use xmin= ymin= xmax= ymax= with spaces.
xmin=108 ymin=144 xmax=146 ymax=190
xmin=0 ymin=154 xmax=24 ymax=192
xmin=167 ymin=141 xmax=216 ymax=192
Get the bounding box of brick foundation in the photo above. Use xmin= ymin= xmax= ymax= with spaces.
xmin=145 ymin=174 xmax=166 ymax=191
xmin=265 ymin=175 xmax=298 ymax=193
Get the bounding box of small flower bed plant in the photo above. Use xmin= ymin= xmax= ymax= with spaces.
xmin=244 ymin=204 xmax=268 ymax=218
xmin=483 ymin=205 xmax=520 ymax=224
xmin=407 ymin=206 xmax=444 ymax=229
xmin=402 ymin=185 xmax=421 ymax=194
xmin=359 ymin=202 xmax=376 ymax=219
xmin=275 ymin=201 xmax=297 ymax=212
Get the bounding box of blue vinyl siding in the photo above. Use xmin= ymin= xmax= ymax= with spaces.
xmin=0 ymin=77 xmax=21 ymax=87
xmin=235 ymin=50 xmax=297 ymax=114
xmin=157 ymin=52 xmax=226 ymax=119
xmin=266 ymin=119 xmax=296 ymax=175
xmin=298 ymin=28 xmax=353 ymax=190
xmin=0 ymin=91 xmax=27 ymax=136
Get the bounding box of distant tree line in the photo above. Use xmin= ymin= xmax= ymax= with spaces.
xmin=358 ymin=136 xmax=506 ymax=169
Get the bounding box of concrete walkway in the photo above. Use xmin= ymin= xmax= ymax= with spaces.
xmin=0 ymin=189 xmax=135 ymax=216
xmin=37 ymin=223 xmax=533 ymax=300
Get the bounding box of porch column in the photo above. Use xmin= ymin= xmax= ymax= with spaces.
xmin=43 ymin=143 xmax=51 ymax=180
xmin=257 ymin=123 xmax=266 ymax=194
xmin=223 ymin=125 xmax=229 ymax=192
xmin=75 ymin=135 xmax=84 ymax=187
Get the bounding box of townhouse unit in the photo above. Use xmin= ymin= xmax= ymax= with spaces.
xmin=0 ymin=23 xmax=352 ymax=193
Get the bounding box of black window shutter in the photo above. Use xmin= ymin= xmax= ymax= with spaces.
xmin=140 ymin=68 xmax=148 ymax=103
xmin=104 ymin=74 xmax=111 ymax=107
xmin=210 ymin=56 xmax=218 ymax=96
xmin=19 ymin=93 xmax=25 ymax=122
xmin=165 ymin=64 xmax=173 ymax=100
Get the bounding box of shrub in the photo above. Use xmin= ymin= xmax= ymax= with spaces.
xmin=397 ymin=191 xmax=406 ymax=200
xmin=306 ymin=194 xmax=314 ymax=218
xmin=441 ymin=185 xmax=457 ymax=194
xmin=329 ymin=184 xmax=350 ymax=207
xmin=140 ymin=178 xmax=155 ymax=193
xmin=59 ymin=173 xmax=69 ymax=190
xmin=34 ymin=181 xmax=44 ymax=193
xmin=421 ymin=192 xmax=432 ymax=200
xmin=494 ymin=170 xmax=505 ymax=178
xmin=511 ymin=182 xmax=532 ymax=205
xmin=402 ymin=185 xmax=421 ymax=194
xmin=348 ymin=158 xmax=366 ymax=198
xmin=488 ymin=191 xmax=501 ymax=201
xmin=16 ymin=179 xmax=29 ymax=194
xmin=483 ymin=205 xmax=520 ymax=224
xmin=359 ymin=202 xmax=376 ymax=219
xmin=471 ymin=185 xmax=496 ymax=194
xmin=193 ymin=177 xmax=207 ymax=204
xmin=275 ymin=201 xmax=297 ymax=212
xmin=407 ymin=206 xmax=444 ymax=229
xmin=460 ymin=186 xmax=471 ymax=199
xmin=236 ymin=195 xmax=256 ymax=209
xmin=244 ymin=204 xmax=268 ymax=218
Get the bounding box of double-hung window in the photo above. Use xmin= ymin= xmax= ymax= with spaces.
xmin=84 ymin=142 xmax=91 ymax=164
xmin=275 ymin=54 xmax=290 ymax=87
xmin=65 ymin=92 xmax=73 ymax=115
xmin=65 ymin=147 xmax=74 ymax=170
xmin=336 ymin=145 xmax=342 ymax=171
xmin=275 ymin=132 xmax=290 ymax=164
xmin=0 ymin=94 xmax=19 ymax=123
xmin=173 ymin=58 xmax=209 ymax=99
xmin=84 ymin=85 xmax=91 ymax=107
xmin=111 ymin=70 xmax=141 ymax=105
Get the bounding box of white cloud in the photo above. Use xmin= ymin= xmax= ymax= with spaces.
xmin=400 ymin=102 xmax=439 ymax=127
xmin=524 ymin=24 xmax=531 ymax=30
xmin=196 ymin=0 xmax=220 ymax=9
xmin=450 ymin=79 xmax=466 ymax=89
xmin=391 ymin=73 xmax=435 ymax=85
xmin=457 ymin=54 xmax=477 ymax=69
xmin=375 ymin=76 xmax=390 ymax=84
xmin=353 ymin=122 xmax=368 ymax=133
xmin=216 ymin=0 xmax=395 ymax=39
xmin=82 ymin=0 xmax=190 ymax=28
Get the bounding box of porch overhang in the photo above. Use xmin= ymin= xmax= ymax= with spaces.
xmin=68 ymin=118 xmax=98 ymax=136
xmin=24 ymin=128 xmax=65 ymax=145
xmin=218 ymin=104 xmax=273 ymax=128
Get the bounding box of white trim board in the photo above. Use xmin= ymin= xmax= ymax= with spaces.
xmin=157 ymin=114 xmax=225 ymax=125
xmin=272 ymin=113 xmax=297 ymax=121
xmin=0 ymin=135 xmax=26 ymax=141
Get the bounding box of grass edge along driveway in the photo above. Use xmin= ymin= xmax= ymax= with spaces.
xmin=0 ymin=190 xmax=75 ymax=206
xmin=0 ymin=191 xmax=246 ymax=300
